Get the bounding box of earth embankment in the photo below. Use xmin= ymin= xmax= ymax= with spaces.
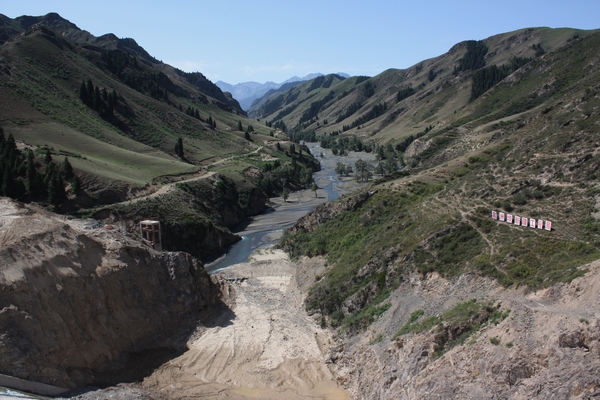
xmin=0 ymin=198 xmax=219 ymax=389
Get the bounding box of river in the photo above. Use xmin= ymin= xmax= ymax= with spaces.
xmin=205 ymin=143 xmax=375 ymax=273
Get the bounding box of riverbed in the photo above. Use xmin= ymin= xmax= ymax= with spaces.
xmin=206 ymin=143 xmax=375 ymax=273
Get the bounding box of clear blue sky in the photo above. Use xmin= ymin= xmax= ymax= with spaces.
xmin=3 ymin=1 xmax=600 ymax=84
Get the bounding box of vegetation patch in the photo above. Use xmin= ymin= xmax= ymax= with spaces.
xmin=392 ymin=300 xmax=510 ymax=356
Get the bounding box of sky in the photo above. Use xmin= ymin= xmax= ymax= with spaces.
xmin=3 ymin=1 xmax=600 ymax=85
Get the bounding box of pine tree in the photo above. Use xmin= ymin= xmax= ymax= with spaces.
xmin=44 ymin=149 xmax=52 ymax=164
xmin=237 ymin=120 xmax=243 ymax=131
xmin=48 ymin=174 xmax=67 ymax=209
xmin=26 ymin=150 xmax=37 ymax=196
xmin=174 ymin=137 xmax=184 ymax=158
xmin=93 ymin=86 xmax=102 ymax=112
xmin=71 ymin=174 xmax=81 ymax=195
xmin=87 ymin=79 xmax=94 ymax=99
xmin=79 ymin=80 xmax=89 ymax=104
xmin=61 ymin=157 xmax=73 ymax=179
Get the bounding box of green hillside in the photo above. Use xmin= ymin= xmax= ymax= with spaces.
xmin=250 ymin=28 xmax=596 ymax=146
xmin=279 ymin=28 xmax=600 ymax=330
xmin=0 ymin=13 xmax=321 ymax=259
xmin=0 ymin=13 xmax=284 ymax=190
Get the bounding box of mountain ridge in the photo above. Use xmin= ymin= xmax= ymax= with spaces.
xmin=216 ymin=72 xmax=350 ymax=110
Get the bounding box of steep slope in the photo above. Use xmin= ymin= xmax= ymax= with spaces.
xmin=0 ymin=12 xmax=261 ymax=191
xmin=254 ymin=27 xmax=596 ymax=147
xmin=0 ymin=13 xmax=324 ymax=260
xmin=278 ymin=29 xmax=600 ymax=398
xmin=0 ymin=198 xmax=220 ymax=389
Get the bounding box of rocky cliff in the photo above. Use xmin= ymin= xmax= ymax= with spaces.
xmin=0 ymin=198 xmax=219 ymax=389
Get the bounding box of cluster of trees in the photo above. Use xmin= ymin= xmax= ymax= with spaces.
xmin=532 ymin=43 xmax=545 ymax=57
xmin=261 ymin=94 xmax=285 ymax=116
xmin=256 ymin=158 xmax=313 ymax=196
xmin=375 ymin=155 xmax=400 ymax=176
xmin=184 ymin=105 xmax=202 ymax=120
xmin=394 ymin=126 xmax=432 ymax=153
xmin=298 ymin=91 xmax=335 ymax=125
xmin=428 ymin=69 xmax=438 ymax=82
xmin=456 ymin=40 xmax=488 ymax=73
xmin=335 ymin=162 xmax=353 ymax=176
xmin=306 ymin=75 xmax=340 ymax=92
xmin=362 ymin=81 xmax=375 ymax=98
xmin=470 ymin=57 xmax=533 ymax=101
xmin=206 ymin=115 xmax=217 ymax=129
xmin=354 ymin=159 xmax=373 ymax=182
xmin=397 ymin=86 xmax=416 ymax=103
xmin=101 ymin=49 xmax=137 ymax=79
xmin=320 ymin=135 xmax=369 ymax=155
xmin=0 ymin=128 xmax=77 ymax=209
xmin=342 ymin=102 xmax=388 ymax=131
xmin=79 ymin=79 xmax=118 ymax=117
xmin=288 ymin=130 xmax=317 ymax=143
xmin=272 ymin=120 xmax=287 ymax=133
xmin=335 ymin=101 xmax=363 ymax=123
xmin=271 ymin=103 xmax=298 ymax=122
xmin=238 ymin=120 xmax=254 ymax=134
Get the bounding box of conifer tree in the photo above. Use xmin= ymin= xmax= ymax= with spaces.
xmin=48 ymin=174 xmax=67 ymax=209
xmin=61 ymin=157 xmax=73 ymax=179
xmin=71 ymin=174 xmax=81 ymax=195
xmin=87 ymin=79 xmax=94 ymax=99
xmin=26 ymin=150 xmax=37 ymax=196
xmin=79 ymin=80 xmax=89 ymax=104
xmin=44 ymin=149 xmax=52 ymax=164
xmin=237 ymin=120 xmax=243 ymax=131
xmin=174 ymin=137 xmax=184 ymax=158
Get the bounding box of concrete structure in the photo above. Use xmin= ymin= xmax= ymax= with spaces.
xmin=140 ymin=220 xmax=162 ymax=251
xmin=0 ymin=373 xmax=67 ymax=397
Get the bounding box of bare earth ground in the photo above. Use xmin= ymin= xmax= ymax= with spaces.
xmin=141 ymin=249 xmax=349 ymax=400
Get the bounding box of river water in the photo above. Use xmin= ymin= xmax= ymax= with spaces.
xmin=205 ymin=143 xmax=374 ymax=273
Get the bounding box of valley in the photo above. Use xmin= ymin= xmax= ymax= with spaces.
xmin=1 ymin=11 xmax=600 ymax=400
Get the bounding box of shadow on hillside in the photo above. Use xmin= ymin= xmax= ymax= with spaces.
xmin=65 ymin=297 xmax=235 ymax=394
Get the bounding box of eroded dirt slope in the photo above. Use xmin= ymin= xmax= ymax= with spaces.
xmin=142 ymin=250 xmax=348 ymax=400
xmin=327 ymin=263 xmax=600 ymax=399
xmin=0 ymin=198 xmax=218 ymax=389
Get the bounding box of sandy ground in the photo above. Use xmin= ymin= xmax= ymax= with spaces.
xmin=141 ymin=249 xmax=349 ymax=399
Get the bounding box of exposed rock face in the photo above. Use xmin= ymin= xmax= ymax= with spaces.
xmin=0 ymin=198 xmax=218 ymax=388
xmin=326 ymin=265 xmax=600 ymax=399
xmin=287 ymin=190 xmax=372 ymax=235
xmin=404 ymin=138 xmax=431 ymax=159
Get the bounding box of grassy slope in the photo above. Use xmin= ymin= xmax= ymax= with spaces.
xmin=252 ymin=27 xmax=597 ymax=148
xmin=0 ymin=25 xmax=277 ymax=187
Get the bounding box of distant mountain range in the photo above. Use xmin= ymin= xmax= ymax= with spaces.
xmin=216 ymin=73 xmax=350 ymax=110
